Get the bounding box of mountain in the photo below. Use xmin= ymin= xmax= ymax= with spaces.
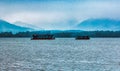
xmin=14 ymin=21 xmax=43 ymax=30
xmin=0 ymin=20 xmax=33 ymax=33
xmin=76 ymin=19 xmax=120 ymax=31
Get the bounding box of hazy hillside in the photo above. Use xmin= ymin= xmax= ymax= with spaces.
xmin=0 ymin=20 xmax=33 ymax=33
xmin=76 ymin=19 xmax=120 ymax=31
xmin=14 ymin=21 xmax=43 ymax=30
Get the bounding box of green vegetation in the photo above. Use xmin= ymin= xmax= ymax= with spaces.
xmin=0 ymin=31 xmax=120 ymax=38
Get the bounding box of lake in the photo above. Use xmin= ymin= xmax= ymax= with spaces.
xmin=0 ymin=38 xmax=120 ymax=71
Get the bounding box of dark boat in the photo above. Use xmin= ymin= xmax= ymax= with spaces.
xmin=75 ymin=36 xmax=90 ymax=40
xmin=31 ymin=34 xmax=55 ymax=40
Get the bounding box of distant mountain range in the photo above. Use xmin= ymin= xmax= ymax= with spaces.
xmin=76 ymin=18 xmax=120 ymax=31
xmin=14 ymin=21 xmax=43 ymax=30
xmin=0 ymin=18 xmax=120 ymax=33
xmin=0 ymin=20 xmax=33 ymax=33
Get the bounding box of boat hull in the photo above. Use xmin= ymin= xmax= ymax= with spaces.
xmin=75 ymin=36 xmax=90 ymax=40
xmin=31 ymin=34 xmax=55 ymax=40
xmin=75 ymin=38 xmax=90 ymax=40
xmin=31 ymin=38 xmax=55 ymax=40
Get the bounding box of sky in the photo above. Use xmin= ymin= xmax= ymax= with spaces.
xmin=0 ymin=0 xmax=120 ymax=30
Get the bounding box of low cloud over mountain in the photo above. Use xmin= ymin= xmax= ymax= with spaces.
xmin=76 ymin=19 xmax=120 ymax=31
xmin=0 ymin=19 xmax=33 ymax=33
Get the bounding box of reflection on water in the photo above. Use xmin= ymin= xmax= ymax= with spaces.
xmin=0 ymin=38 xmax=120 ymax=71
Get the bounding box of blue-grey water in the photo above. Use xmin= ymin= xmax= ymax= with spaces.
xmin=0 ymin=38 xmax=120 ymax=71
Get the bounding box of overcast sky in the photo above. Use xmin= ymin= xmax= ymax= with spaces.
xmin=0 ymin=0 xmax=120 ymax=30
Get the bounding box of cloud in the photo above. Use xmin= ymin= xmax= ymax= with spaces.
xmin=0 ymin=0 xmax=120 ymax=29
xmin=2 ymin=12 xmax=72 ymax=30
xmin=2 ymin=12 xmax=66 ymax=23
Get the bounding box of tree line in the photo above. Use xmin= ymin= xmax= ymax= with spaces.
xmin=0 ymin=31 xmax=120 ymax=37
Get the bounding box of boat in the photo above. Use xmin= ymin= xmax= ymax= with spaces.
xmin=31 ymin=34 xmax=55 ymax=40
xmin=75 ymin=36 xmax=90 ymax=40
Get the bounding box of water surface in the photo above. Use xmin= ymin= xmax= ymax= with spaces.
xmin=0 ymin=38 xmax=120 ymax=71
